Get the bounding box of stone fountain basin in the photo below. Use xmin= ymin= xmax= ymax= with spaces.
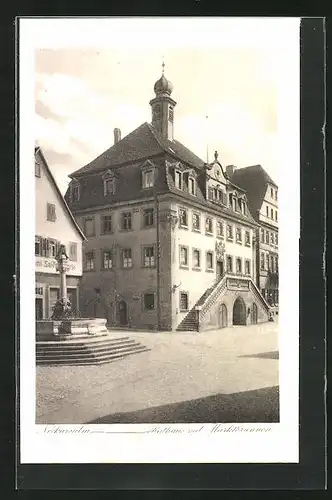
xmin=36 ymin=318 xmax=108 ymax=341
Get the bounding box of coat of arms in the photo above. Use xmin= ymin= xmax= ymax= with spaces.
xmin=215 ymin=240 xmax=226 ymax=259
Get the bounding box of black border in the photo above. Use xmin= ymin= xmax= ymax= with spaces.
xmin=13 ymin=16 xmax=326 ymax=490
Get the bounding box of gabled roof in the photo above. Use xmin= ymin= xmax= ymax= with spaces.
xmin=230 ymin=164 xmax=277 ymax=218
xmin=35 ymin=146 xmax=86 ymax=241
xmin=69 ymin=122 xmax=205 ymax=177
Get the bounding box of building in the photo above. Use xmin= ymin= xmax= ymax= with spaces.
xmin=65 ymin=71 xmax=270 ymax=331
xmin=230 ymin=165 xmax=279 ymax=309
xmin=35 ymin=147 xmax=86 ymax=319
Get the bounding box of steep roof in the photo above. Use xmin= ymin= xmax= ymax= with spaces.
xmin=35 ymin=146 xmax=86 ymax=241
xmin=69 ymin=122 xmax=205 ymax=177
xmin=230 ymin=164 xmax=277 ymax=218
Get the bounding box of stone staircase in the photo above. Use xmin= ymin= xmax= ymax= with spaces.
xmin=176 ymin=279 xmax=223 ymax=331
xmin=36 ymin=334 xmax=150 ymax=366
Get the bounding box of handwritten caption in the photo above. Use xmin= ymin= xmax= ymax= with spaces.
xmin=42 ymin=424 xmax=272 ymax=435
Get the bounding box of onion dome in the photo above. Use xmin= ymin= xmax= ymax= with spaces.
xmin=153 ymin=63 xmax=174 ymax=95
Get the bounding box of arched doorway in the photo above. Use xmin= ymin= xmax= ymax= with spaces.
xmin=218 ymin=304 xmax=228 ymax=328
xmin=233 ymin=296 xmax=246 ymax=325
xmin=252 ymin=303 xmax=258 ymax=324
xmin=118 ymin=300 xmax=128 ymax=326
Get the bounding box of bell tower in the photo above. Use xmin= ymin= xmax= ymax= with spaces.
xmin=150 ymin=63 xmax=177 ymax=141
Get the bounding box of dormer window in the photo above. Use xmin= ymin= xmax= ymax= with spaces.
xmin=104 ymin=177 xmax=115 ymax=196
xmin=175 ymin=171 xmax=183 ymax=190
xmin=189 ymin=177 xmax=196 ymax=195
xmin=228 ymin=193 xmax=233 ymax=208
xmin=142 ymin=169 xmax=154 ymax=188
xmin=71 ymin=183 xmax=80 ymax=202
xmin=102 ymin=170 xmax=116 ymax=196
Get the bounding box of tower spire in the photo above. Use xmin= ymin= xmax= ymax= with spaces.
xmin=162 ymin=58 xmax=165 ymax=75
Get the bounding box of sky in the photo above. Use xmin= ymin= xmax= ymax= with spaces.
xmin=33 ymin=19 xmax=292 ymax=194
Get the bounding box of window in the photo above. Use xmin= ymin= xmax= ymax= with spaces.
xmin=49 ymin=240 xmax=56 ymax=258
xmin=229 ymin=193 xmax=233 ymax=208
xmin=47 ymin=203 xmax=56 ymax=222
xmin=175 ymin=171 xmax=183 ymax=189
xmin=236 ymin=228 xmax=242 ymax=243
xmin=275 ymin=256 xmax=279 ymax=271
xmin=271 ymin=187 xmax=273 ymax=197
xmin=236 ymin=258 xmax=242 ymax=274
xmin=242 ymin=201 xmax=247 ymax=215
xmin=245 ymin=260 xmax=250 ymax=275
xmin=262 ymin=288 xmax=266 ymax=298
xmin=122 ymin=249 xmax=132 ymax=268
xmin=179 ymin=208 xmax=188 ymax=227
xmin=69 ymin=242 xmax=77 ymax=261
xmin=275 ymin=233 xmax=278 ymax=246
xmin=265 ymin=231 xmax=269 ymax=244
xmin=206 ymin=251 xmax=213 ymax=270
xmin=245 ymin=231 xmax=250 ymax=246
xmin=189 ymin=177 xmax=196 ymax=195
xmin=180 ymin=292 xmax=189 ymax=311
xmin=101 ymin=215 xmax=112 ymax=234
xmin=104 ymin=178 xmax=115 ymax=196
xmin=261 ymin=228 xmax=265 ymax=243
xmin=266 ymin=254 xmax=269 ymax=270
xmin=85 ymin=251 xmax=95 ymax=271
xmin=143 ymin=208 xmax=154 ymax=227
xmin=266 ymin=206 xmax=269 ymax=217
xmin=180 ymin=246 xmax=188 ymax=267
xmin=102 ymin=250 xmax=112 ymax=269
xmin=275 ymin=190 xmax=278 ymax=201
xmin=122 ymin=212 xmax=132 ymax=231
xmin=35 ymin=237 xmax=41 ymax=256
xmin=275 ymin=210 xmax=278 ymax=221
xmin=260 ymin=252 xmax=265 ymax=270
xmin=270 ymin=255 xmax=275 ymax=272
xmin=193 ymin=249 xmax=200 ymax=268
xmin=192 ymin=213 xmax=200 ymax=231
xmin=169 ymin=106 xmax=174 ymax=122
xmin=72 ymin=184 xmax=80 ymax=202
xmin=142 ymin=169 xmax=154 ymax=188
xmin=144 ymin=293 xmax=155 ymax=310
xmin=35 ymin=161 xmax=41 ymax=177
xmin=205 ymin=217 xmax=213 ymax=234
xmin=226 ymin=255 xmax=233 ymax=273
xmin=84 ymin=217 xmax=95 ymax=237
xmin=227 ymin=224 xmax=233 ymax=240
xmin=271 ymin=208 xmax=274 ymax=219
xmin=143 ymin=246 xmax=155 ymax=267
xmin=217 ymin=221 xmax=224 ymax=237
xmin=270 ymin=232 xmax=274 ymax=245
xmin=236 ymin=199 xmax=242 ymax=212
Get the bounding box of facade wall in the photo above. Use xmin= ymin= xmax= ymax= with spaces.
xmin=35 ymin=153 xmax=83 ymax=276
xmin=75 ymin=198 xmax=172 ymax=330
xmin=35 ymin=151 xmax=83 ymax=320
xmin=170 ymin=201 xmax=256 ymax=329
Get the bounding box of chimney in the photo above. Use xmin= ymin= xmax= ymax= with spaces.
xmin=226 ymin=165 xmax=236 ymax=179
xmin=114 ymin=128 xmax=121 ymax=144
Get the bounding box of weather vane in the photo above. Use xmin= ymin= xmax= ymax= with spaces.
xmin=162 ymin=58 xmax=165 ymax=75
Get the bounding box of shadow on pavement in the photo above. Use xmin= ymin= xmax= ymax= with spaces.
xmin=239 ymin=351 xmax=279 ymax=360
xmin=89 ymin=385 xmax=279 ymax=424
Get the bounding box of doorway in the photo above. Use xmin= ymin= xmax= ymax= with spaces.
xmin=252 ymin=303 xmax=258 ymax=324
xmin=216 ymin=260 xmax=224 ymax=280
xmin=35 ymin=298 xmax=43 ymax=320
xmin=218 ymin=303 xmax=228 ymax=328
xmin=232 ymin=296 xmax=246 ymax=325
xmin=67 ymin=288 xmax=78 ymax=314
xmin=119 ymin=300 xmax=128 ymax=326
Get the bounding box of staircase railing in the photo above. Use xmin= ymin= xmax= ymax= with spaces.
xmin=248 ymin=279 xmax=271 ymax=313
xmin=195 ymin=274 xmax=228 ymax=323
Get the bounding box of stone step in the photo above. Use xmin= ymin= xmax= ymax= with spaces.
xmin=36 ymin=342 xmax=143 ymax=359
xmin=36 ymin=335 xmax=130 ymax=348
xmin=36 ymin=338 xmax=136 ymax=353
xmin=36 ymin=346 xmax=150 ymax=366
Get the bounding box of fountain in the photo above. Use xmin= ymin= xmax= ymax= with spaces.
xmin=36 ymin=244 xmax=108 ymax=341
